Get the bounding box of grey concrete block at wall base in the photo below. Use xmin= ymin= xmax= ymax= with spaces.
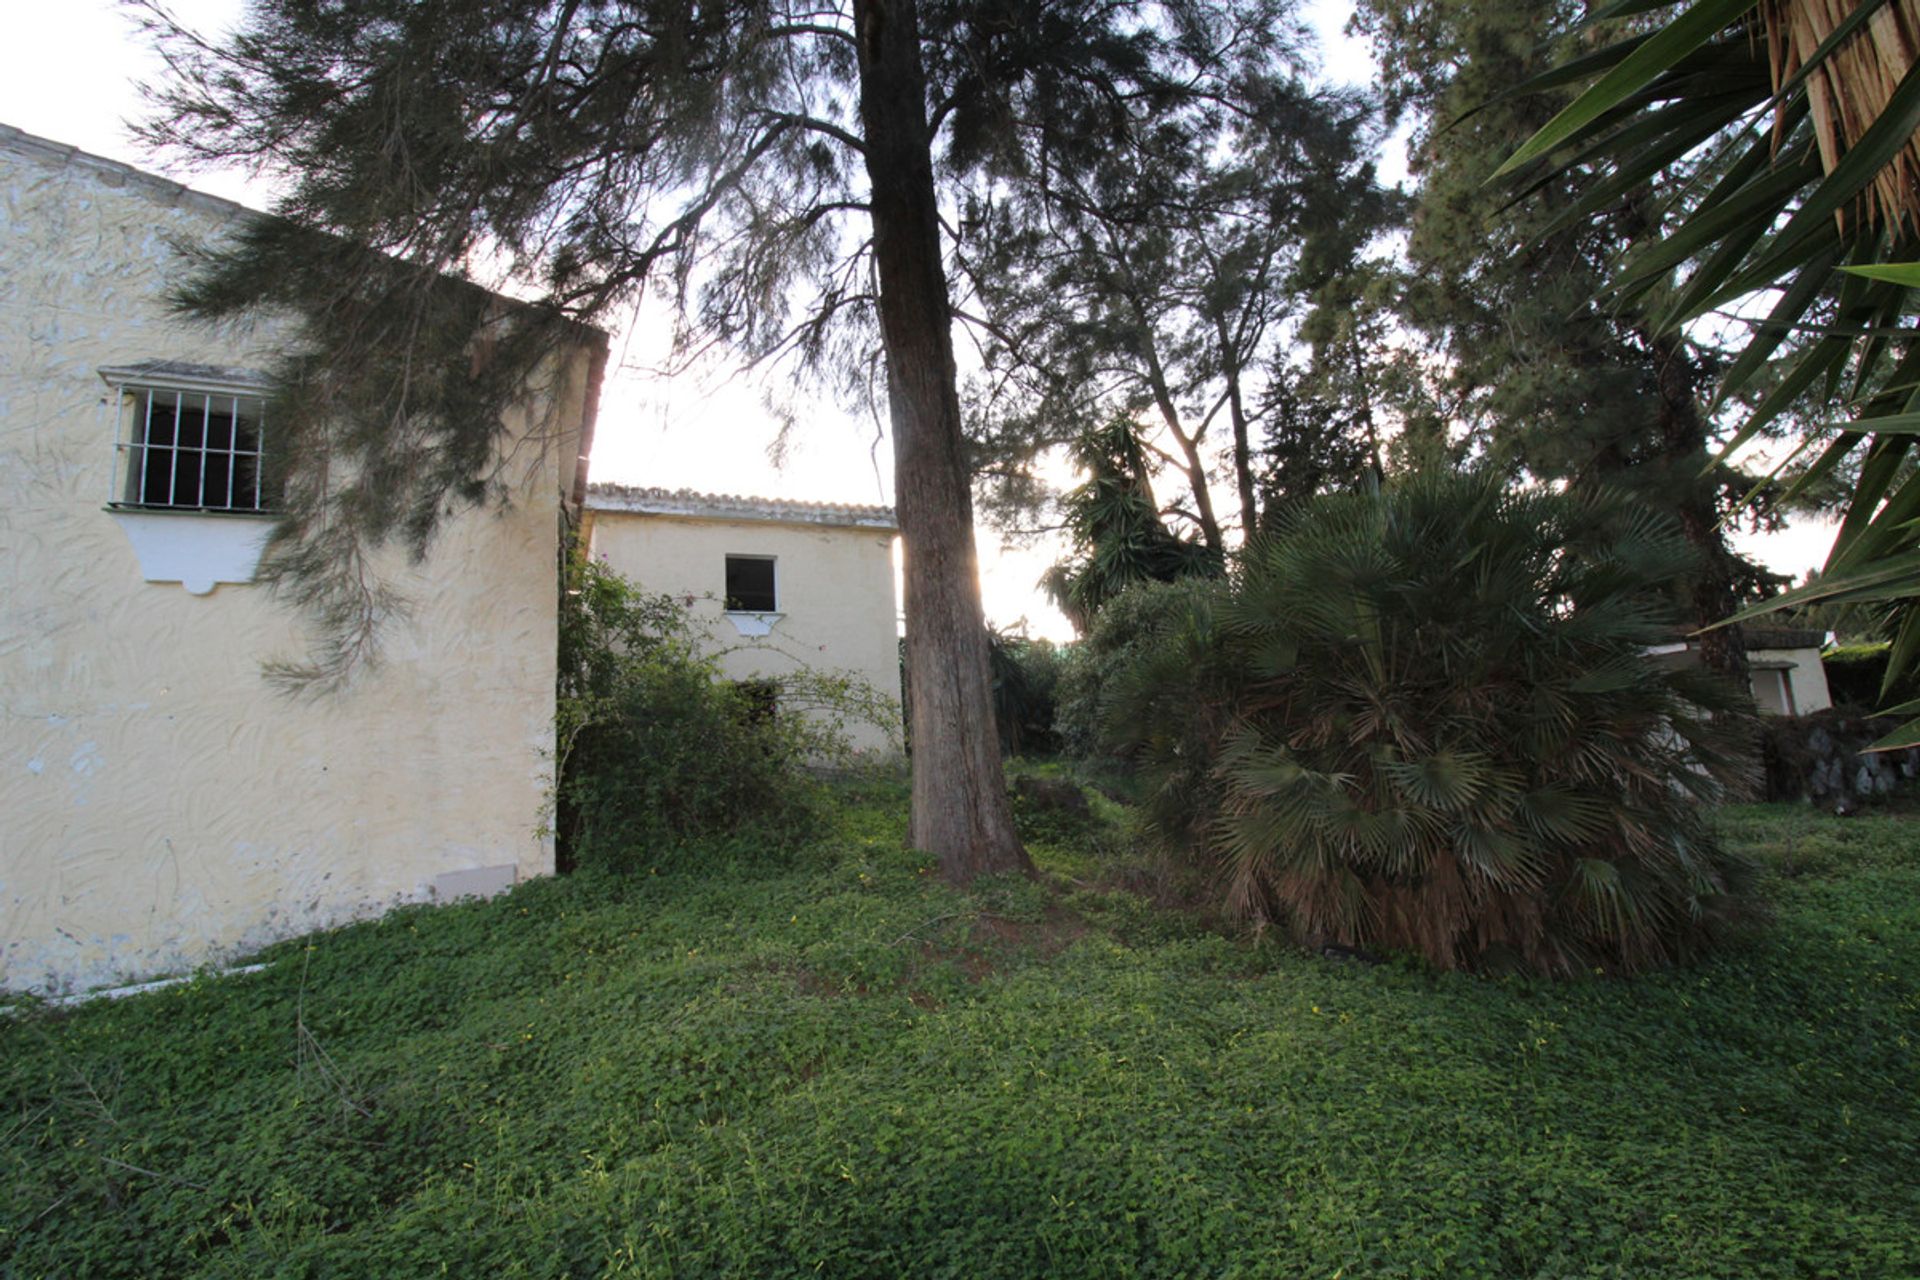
xmin=433 ymin=865 xmax=520 ymax=902
xmin=1763 ymin=710 xmax=1920 ymax=811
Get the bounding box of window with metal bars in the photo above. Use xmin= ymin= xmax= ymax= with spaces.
xmin=111 ymin=385 xmax=272 ymax=513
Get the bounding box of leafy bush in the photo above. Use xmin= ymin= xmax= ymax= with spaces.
xmin=987 ymin=629 xmax=1066 ymax=756
xmin=1821 ymin=641 xmax=1920 ymax=713
xmin=1054 ymin=577 xmax=1215 ymax=761
xmin=1106 ymin=470 xmax=1760 ymax=976
xmin=555 ymin=557 xmax=876 ymax=869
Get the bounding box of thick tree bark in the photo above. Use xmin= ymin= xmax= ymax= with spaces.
xmin=854 ymin=0 xmax=1031 ymax=879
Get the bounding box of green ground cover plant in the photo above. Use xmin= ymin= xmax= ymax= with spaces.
xmin=4 ymin=791 xmax=1916 ymax=1278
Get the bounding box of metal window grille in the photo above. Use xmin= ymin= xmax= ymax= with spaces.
xmin=111 ymin=386 xmax=271 ymax=512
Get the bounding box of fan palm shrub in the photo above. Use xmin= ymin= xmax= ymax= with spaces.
xmin=1108 ymin=470 xmax=1760 ymax=975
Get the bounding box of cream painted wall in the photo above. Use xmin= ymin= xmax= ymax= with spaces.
xmin=0 ymin=132 xmax=590 ymax=994
xmin=1750 ymin=648 xmax=1834 ymax=716
xmin=585 ymin=510 xmax=902 ymax=753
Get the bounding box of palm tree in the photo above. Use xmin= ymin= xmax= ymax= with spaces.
xmin=1107 ymin=471 xmax=1758 ymax=975
xmin=1496 ymin=0 xmax=1920 ymax=745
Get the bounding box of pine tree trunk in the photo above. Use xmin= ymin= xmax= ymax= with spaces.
xmin=1224 ymin=357 xmax=1259 ymax=534
xmin=1130 ymin=297 xmax=1224 ymax=555
xmin=854 ymin=0 xmax=1032 ymax=879
xmin=1651 ymin=331 xmax=1748 ymax=681
xmin=1618 ymin=188 xmax=1747 ymax=682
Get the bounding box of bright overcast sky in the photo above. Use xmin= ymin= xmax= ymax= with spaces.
xmin=1 ymin=0 xmax=1836 ymax=642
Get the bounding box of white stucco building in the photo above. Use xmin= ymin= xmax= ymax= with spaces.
xmin=0 ymin=125 xmax=604 ymax=994
xmin=1654 ymin=627 xmax=1834 ymax=716
xmin=1742 ymin=628 xmax=1834 ymax=717
xmin=584 ymin=485 xmax=902 ymax=754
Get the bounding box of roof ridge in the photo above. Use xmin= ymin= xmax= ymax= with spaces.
xmin=585 ymin=483 xmax=896 ymax=528
xmin=0 ymin=122 xmax=257 ymax=222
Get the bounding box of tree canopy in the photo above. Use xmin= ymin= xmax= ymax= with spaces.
xmin=1489 ymin=0 xmax=1920 ymax=736
xmin=138 ymin=0 xmax=1307 ymax=876
xmin=959 ymin=22 xmax=1397 ymax=554
xmin=1353 ymin=0 xmax=1788 ymax=672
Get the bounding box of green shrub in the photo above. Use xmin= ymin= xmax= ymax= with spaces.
xmin=987 ymin=629 xmax=1066 ymax=756
xmin=555 ymin=557 xmax=873 ymax=869
xmin=1054 ymin=577 xmax=1214 ymax=761
xmin=1105 ymin=470 xmax=1760 ymax=976
xmin=1821 ymin=641 xmax=1920 ymax=712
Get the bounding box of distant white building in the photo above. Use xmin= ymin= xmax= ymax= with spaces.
xmin=1742 ymin=628 xmax=1833 ymax=717
xmin=0 ymin=125 xmax=603 ymax=994
xmin=1654 ymin=626 xmax=1834 ymax=716
xmin=584 ymin=485 xmax=902 ymax=754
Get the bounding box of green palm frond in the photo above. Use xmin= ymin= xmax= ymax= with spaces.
xmin=1501 ymin=0 xmax=1920 ymax=742
xmin=1515 ymin=787 xmax=1611 ymax=842
xmin=1098 ymin=468 xmax=1757 ymax=976
xmin=1380 ymin=751 xmax=1494 ymax=811
xmin=1842 ymin=261 xmax=1920 ymax=286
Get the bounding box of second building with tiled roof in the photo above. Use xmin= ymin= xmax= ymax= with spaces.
xmin=582 ymin=484 xmax=903 ymax=754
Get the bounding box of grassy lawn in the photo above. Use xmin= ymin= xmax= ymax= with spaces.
xmin=3 ymin=786 xmax=1916 ymax=1278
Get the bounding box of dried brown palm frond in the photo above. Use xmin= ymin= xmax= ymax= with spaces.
xmin=1762 ymin=0 xmax=1920 ymax=234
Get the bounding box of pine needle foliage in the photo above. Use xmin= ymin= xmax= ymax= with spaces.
xmin=135 ymin=0 xmax=1281 ymax=689
xmin=1107 ymin=470 xmax=1761 ymax=976
xmin=1040 ymin=418 xmax=1220 ymax=634
xmin=1490 ymin=0 xmax=1920 ymax=742
xmin=132 ymin=0 xmax=1295 ymax=876
xmin=169 ymin=226 xmax=587 ymax=691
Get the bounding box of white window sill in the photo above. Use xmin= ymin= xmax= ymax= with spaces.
xmin=107 ymin=507 xmax=275 ymax=595
xmin=724 ymin=610 xmax=784 ymax=638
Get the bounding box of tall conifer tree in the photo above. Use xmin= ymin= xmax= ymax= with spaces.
xmin=959 ymin=30 xmax=1394 ymax=551
xmin=1353 ymin=0 xmax=1778 ymax=672
xmin=140 ymin=0 xmax=1286 ymax=877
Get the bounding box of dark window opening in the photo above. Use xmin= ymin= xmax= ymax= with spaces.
xmin=725 ymin=555 xmax=777 ymax=611
xmin=116 ymin=387 xmax=272 ymax=512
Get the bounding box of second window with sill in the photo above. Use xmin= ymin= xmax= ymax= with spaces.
xmin=724 ymin=554 xmax=780 ymax=636
xmin=724 ymin=554 xmax=777 ymax=613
